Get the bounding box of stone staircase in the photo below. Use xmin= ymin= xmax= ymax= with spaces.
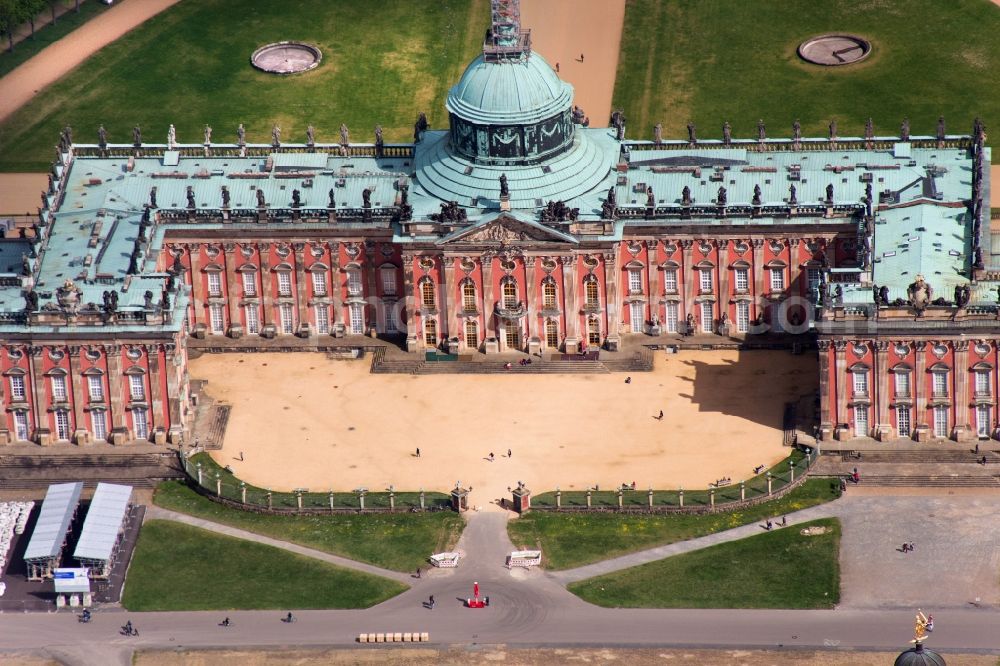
xmin=371 ymin=346 xmax=653 ymax=375
xmin=0 ymin=452 xmax=183 ymax=492
xmin=838 ymin=450 xmax=1000 ymax=464
xmin=853 ymin=474 xmax=1000 ymax=488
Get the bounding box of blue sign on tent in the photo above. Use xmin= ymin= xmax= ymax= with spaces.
xmin=54 ymin=571 xmax=74 ymax=579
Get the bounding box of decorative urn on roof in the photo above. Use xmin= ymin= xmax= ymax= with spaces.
xmin=55 ymin=279 xmax=83 ymax=314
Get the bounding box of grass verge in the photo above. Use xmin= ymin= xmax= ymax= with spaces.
xmin=568 ymin=518 xmax=840 ymax=609
xmin=122 ymin=520 xmax=406 ymax=611
xmin=508 ymin=477 xmax=840 ymax=571
xmin=0 ymin=1 xmax=108 ymax=79
xmin=153 ymin=480 xmax=464 ymax=573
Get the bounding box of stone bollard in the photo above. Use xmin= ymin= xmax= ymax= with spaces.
xmin=586 ymin=490 xmax=592 ymax=509
xmin=329 ymin=491 xmax=335 ymax=511
xmin=419 ymin=489 xmax=425 ymax=510
xmin=296 ymin=491 xmax=303 ymax=510
xmin=389 ymin=492 xmax=395 ymax=511
xmin=359 ymin=492 xmax=366 ymax=511
xmin=555 ymin=488 xmax=561 ymax=508
xmin=709 ymin=488 xmax=715 ymax=509
xmin=240 ymin=482 xmax=246 ymax=504
xmin=196 ymin=462 xmax=203 ymax=485
xmin=266 ymin=490 xmax=272 ymax=510
xmin=678 ymin=488 xmax=684 ymax=508
xmin=215 ymin=473 xmax=221 ymax=497
xmin=790 ymin=461 xmax=796 ymax=483
xmin=767 ymin=472 xmax=773 ymax=496
xmin=617 ymin=490 xmax=623 ymax=509
xmin=647 ymin=488 xmax=654 ymax=508
xmin=740 ymin=480 xmax=745 ymax=502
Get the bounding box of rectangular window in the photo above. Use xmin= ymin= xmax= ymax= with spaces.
xmin=245 ymin=306 xmax=260 ymax=334
xmin=277 ymin=272 xmax=292 ymax=297
xmin=88 ymin=375 xmax=104 ymax=401
xmin=630 ymin=302 xmax=643 ymax=333
xmin=895 ymin=372 xmax=911 ymax=398
xmin=628 ymin=269 xmax=642 ymax=294
xmin=349 ymin=304 xmax=364 ymax=335
xmin=896 ymin=407 xmax=911 ymax=437
xmin=55 ymin=410 xmax=71 ymax=440
xmin=242 ymin=271 xmax=257 ymax=297
xmin=13 ymin=411 xmax=29 ymax=441
xmin=807 ymin=268 xmax=821 ymax=294
xmin=975 ymin=371 xmax=990 ymax=396
xmin=977 ymin=405 xmax=990 ymax=438
xmin=311 ymin=271 xmax=327 ymax=297
xmin=770 ymin=268 xmax=785 ymax=292
xmin=50 ymin=375 xmax=67 ymax=401
xmin=381 ymin=269 xmax=397 ymax=296
xmin=279 ymin=304 xmax=294 ymax=334
xmin=736 ymin=301 xmax=750 ymax=333
xmin=91 ymin=411 xmax=107 ymax=441
xmin=207 ymin=272 xmax=222 ymax=297
xmin=347 ymin=270 xmax=363 ymax=296
xmin=665 ymin=302 xmax=678 ymax=333
xmin=734 ymin=268 xmax=749 ymax=292
xmin=663 ymin=269 xmax=678 ymax=293
xmin=209 ymin=304 xmax=225 ymax=334
xmin=854 ymin=406 xmax=868 ymax=436
xmin=933 ymin=405 xmax=948 ymax=438
xmin=385 ymin=303 xmax=398 ymax=333
xmin=699 ymin=269 xmax=712 ymax=293
xmin=700 ymin=302 xmax=713 ymax=333
xmin=133 ymin=408 xmax=149 ymax=440
xmin=315 ymin=305 xmax=330 ymax=335
xmin=129 ymin=374 xmax=145 ymax=400
xmin=853 ymin=371 xmax=868 ymax=396
xmin=933 ymin=372 xmax=948 ymax=397
xmin=9 ymin=375 xmax=25 ymax=401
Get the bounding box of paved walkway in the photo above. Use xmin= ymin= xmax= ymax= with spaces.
xmin=551 ymin=500 xmax=844 ymax=584
xmin=145 ymin=506 xmax=412 ymax=584
xmin=0 ymin=0 xmax=182 ymax=123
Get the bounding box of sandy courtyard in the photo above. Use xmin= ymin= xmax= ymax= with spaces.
xmin=194 ymin=350 xmax=816 ymax=508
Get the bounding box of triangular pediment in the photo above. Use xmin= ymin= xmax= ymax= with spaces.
xmin=436 ymin=214 xmax=577 ymax=246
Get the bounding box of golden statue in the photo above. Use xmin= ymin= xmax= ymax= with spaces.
xmin=912 ymin=608 xmax=930 ymax=643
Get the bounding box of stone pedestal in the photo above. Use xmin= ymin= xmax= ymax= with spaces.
xmin=450 ymin=486 xmax=469 ymax=512
xmin=73 ymin=429 xmax=91 ymax=446
xmin=36 ymin=428 xmax=52 ymax=446
xmin=913 ymin=424 xmax=930 ymax=442
xmin=875 ymin=424 xmax=894 ymax=441
xmin=260 ymin=324 xmax=277 ymax=339
xmin=511 ymin=484 xmax=531 ymax=514
xmin=406 ymin=336 xmax=419 ymax=352
xmin=110 ymin=427 xmax=128 ymax=446
xmin=833 ymin=424 xmax=850 ymax=441
xmin=0 ymin=430 xmax=11 ymax=446
xmin=333 ymin=323 xmax=346 ymax=338
xmin=952 ymin=425 xmax=973 ymax=443
xmin=605 ymin=334 xmax=621 ymax=352
xmin=168 ymin=426 xmax=184 ymax=445
xmin=527 ymin=337 xmax=542 ymax=356
xmin=153 ymin=428 xmax=167 ymax=446
xmin=484 ymin=337 xmax=500 ymax=354
xmin=447 ymin=338 xmax=460 ymax=355
xmin=649 ymin=324 xmax=661 ymax=336
xmin=564 ymin=337 xmax=580 ymax=355
xmin=226 ymin=324 xmax=244 ymax=339
xmin=296 ymin=322 xmax=312 ymax=338
xmin=191 ymin=323 xmax=207 ymax=340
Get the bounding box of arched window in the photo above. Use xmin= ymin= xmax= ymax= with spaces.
xmin=462 ymin=281 xmax=477 ymax=312
xmin=542 ymin=279 xmax=557 ymax=309
xmin=421 ymin=280 xmax=436 ymax=308
xmin=584 ymin=277 xmax=599 ymax=307
xmin=587 ymin=317 xmax=601 ymax=345
xmin=424 ymin=318 xmax=437 ymax=346
xmin=545 ymin=319 xmax=559 ymax=348
xmin=465 ymin=320 xmax=478 ymax=349
xmin=502 ymin=279 xmax=518 ymax=308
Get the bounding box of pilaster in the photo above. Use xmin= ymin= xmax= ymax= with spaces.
xmin=751 ymin=239 xmax=765 ymax=321
xmin=604 ymin=249 xmax=621 ymax=350
xmin=147 ymin=344 xmax=165 ymax=438
xmin=481 ymin=253 xmax=495 ymax=341
xmin=717 ymin=240 xmax=729 ymax=327
xmin=645 ymin=240 xmax=659 ymax=323
xmin=68 ymin=346 xmax=89 ymax=446
xmin=187 ymin=244 xmax=204 ymax=329
xmin=817 ymin=340 xmax=833 ymax=439
xmin=953 ymin=340 xmax=971 ymax=441
xmin=560 ymin=255 xmax=579 ymax=351
xmin=364 ymin=244 xmax=378 ymax=334
xmin=402 ymin=255 xmax=418 ymax=351
xmin=525 ymin=255 xmax=538 ymax=342
xmin=29 ymin=346 xmax=50 ymax=446
xmin=833 ymin=340 xmax=849 ymax=440
xmin=913 ymin=341 xmax=929 ymax=440
xmin=293 ymin=242 xmax=309 ymax=337
xmin=257 ymin=243 xmax=273 ymax=329
xmin=443 ymin=256 xmax=457 ymax=341
xmin=224 ymin=243 xmax=243 ymax=338
xmin=680 ymin=240 xmax=694 ymax=322
xmin=164 ymin=343 xmax=184 ymax=443
xmin=875 ymin=340 xmax=892 ymax=440
xmin=105 ymin=344 xmax=127 ymax=444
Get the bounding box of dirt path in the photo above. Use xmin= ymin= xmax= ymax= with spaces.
xmin=521 ymin=0 xmax=625 ymax=128
xmin=0 ymin=0 xmax=182 ymax=124
xmin=0 ymin=173 xmax=46 ymax=215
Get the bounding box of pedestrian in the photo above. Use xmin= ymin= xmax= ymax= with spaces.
xmin=416 ymin=447 xmax=421 ymax=458
xmin=238 ymin=451 xmax=244 ymax=461
xmin=625 ymin=376 xmax=632 ymax=384
xmin=489 ymin=452 xmax=495 ymax=461
xmin=658 ymin=410 xmax=664 ymax=420
xmin=555 ymin=62 xmax=560 ymax=72
xmin=901 ymin=542 xmax=909 ymax=553
xmin=416 ymin=566 xmax=421 ymax=579
xmin=507 ymin=448 xmax=512 ymax=458
xmin=982 ymin=455 xmax=988 ymax=466
xmin=781 ymin=515 xmax=787 ymax=527
xmin=429 ymin=594 xmax=435 ymax=609
xmin=579 ymin=52 xmax=584 ymax=61
xmin=909 ymin=541 xmax=915 ymax=552
xmin=926 ymin=614 xmax=934 ymax=632
xmin=765 ymin=519 xmax=773 ymax=531
xmin=975 ymin=442 xmax=980 ymax=454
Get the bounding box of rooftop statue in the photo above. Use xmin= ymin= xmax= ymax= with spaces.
xmin=681 ymin=185 xmax=691 ymax=206
xmin=686 ymin=122 xmax=696 ymax=145
xmin=221 ymin=186 xmax=230 ymax=208
xmin=937 ymin=115 xmax=946 ymax=141
xmin=722 ymin=121 xmax=732 ymax=145
xmin=907 ymin=274 xmax=932 ymax=313
xmin=133 ymin=125 xmax=142 ymax=146
xmin=826 ymin=183 xmax=834 ymax=203
xmin=97 ymin=125 xmax=107 ymax=148
xmin=256 ymin=188 xmax=266 ymax=207
xmin=865 ymin=117 xmax=874 ymax=141
xmin=167 ymin=124 xmax=176 ymax=149
xmin=339 ymin=123 xmax=350 ymax=146
xmin=653 ymin=123 xmax=662 ymax=145
xmin=292 ymin=189 xmax=301 ymax=208
xmin=499 ymin=173 xmax=509 ymax=198
xmin=792 ymin=119 xmax=801 ymax=142
xmin=752 ymin=184 xmax=761 ymax=206
xmin=828 ymin=118 xmax=837 ymax=140
xmin=237 ymin=123 xmax=246 ymax=146
xmin=756 ymin=119 xmax=766 ymax=142
xmin=717 ymin=186 xmax=727 ymax=206
xmin=204 ymin=125 xmax=212 ymax=145
xmin=186 ymin=186 xmax=196 ymax=209
xmin=328 ymin=188 xmax=336 ymax=209
xmin=271 ymin=124 xmax=281 ymax=148
xmin=306 ymin=124 xmax=315 ymax=145
xmin=789 ymin=183 xmax=797 ymax=205
xmin=362 ymin=188 xmax=371 ymax=208
xmin=900 ymin=117 xmax=910 ymax=142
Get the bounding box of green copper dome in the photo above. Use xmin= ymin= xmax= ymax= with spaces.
xmin=446 ymin=52 xmax=572 ymax=126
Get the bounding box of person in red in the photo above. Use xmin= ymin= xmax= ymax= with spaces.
xmin=473 ymin=581 xmax=480 ymax=598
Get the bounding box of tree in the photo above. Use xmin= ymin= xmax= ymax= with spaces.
xmin=25 ymin=0 xmax=47 ymax=39
xmin=0 ymin=0 xmax=23 ymax=52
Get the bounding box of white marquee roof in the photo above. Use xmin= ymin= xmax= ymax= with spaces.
xmin=23 ymin=482 xmax=83 ymax=562
xmin=73 ymin=483 xmax=132 ymax=563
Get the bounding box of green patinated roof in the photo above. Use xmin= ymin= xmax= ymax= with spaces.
xmin=446 ymin=52 xmax=572 ymax=125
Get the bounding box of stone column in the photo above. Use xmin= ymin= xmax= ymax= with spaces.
xmin=105 ymin=344 xmax=127 ymax=444
xmin=187 ymin=244 xmax=204 ymax=330
xmin=29 ymin=346 xmax=50 ymax=446
xmin=164 ymin=343 xmax=184 ymax=443
xmin=68 ymin=346 xmax=88 ymax=445
xmin=604 ymin=249 xmax=621 ymax=350
xmin=561 ymin=255 xmax=579 ymax=349
xmin=913 ymin=341 xmax=928 ymax=440
xmin=752 ymin=239 xmax=766 ymax=321
xmin=330 ymin=255 xmax=343 ymax=329
xmin=717 ymin=240 xmax=729 ymax=327
xmin=817 ymin=340 xmax=833 ymax=439
xmin=481 ymin=253 xmax=495 ymax=342
xmin=293 ymin=243 xmax=309 ymax=336
xmin=147 ymin=345 xmax=165 ymax=441
xmin=525 ymin=255 xmax=539 ymax=342
xmin=364 ymin=245 xmax=378 ymax=334
xmin=256 ymin=243 xmax=273 ymax=329
xmin=875 ymin=340 xmax=891 ymax=440
xmin=224 ymin=243 xmax=243 ymax=338
xmin=833 ymin=340 xmax=848 ymax=439
xmin=789 ymin=239 xmax=802 ymax=296
xmin=402 ymin=255 xmax=418 ymax=351
xmin=680 ymin=240 xmax=694 ymax=321
xmin=953 ymin=340 xmax=971 ymax=441
xmin=443 ymin=256 xmax=457 ymax=341
xmin=645 ymin=240 xmax=659 ymax=322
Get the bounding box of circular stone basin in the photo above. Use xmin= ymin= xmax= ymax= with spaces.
xmin=798 ymin=34 xmax=871 ymax=66
xmin=251 ymin=41 xmax=322 ymax=74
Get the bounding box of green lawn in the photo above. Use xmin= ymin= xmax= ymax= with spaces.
xmin=508 ymin=478 xmax=840 ymax=570
xmin=614 ymin=0 xmax=1000 ymax=158
xmin=122 ymin=520 xmax=406 ymax=611
xmin=154 ymin=480 xmax=464 ymax=573
xmin=0 ymin=0 xmax=489 ymax=171
xmin=569 ymin=518 xmax=840 ymax=609
xmin=0 ymin=1 xmax=109 ymax=79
